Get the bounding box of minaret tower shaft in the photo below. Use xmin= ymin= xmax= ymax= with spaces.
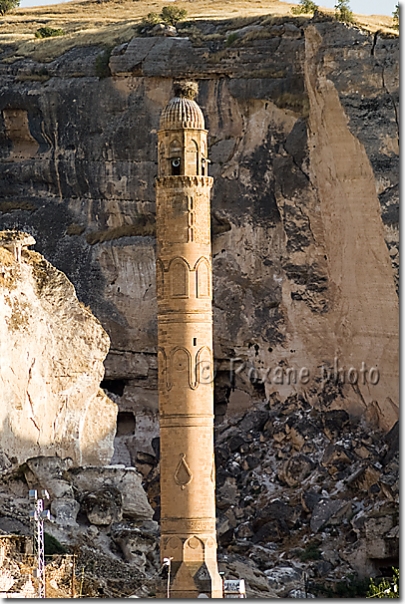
xmin=155 ymin=81 xmax=222 ymax=598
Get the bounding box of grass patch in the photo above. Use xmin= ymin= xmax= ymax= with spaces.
xmin=66 ymin=223 xmax=85 ymax=236
xmin=274 ymin=92 xmax=310 ymax=116
xmin=35 ymin=25 xmax=65 ymax=37
xmin=0 ymin=201 xmax=37 ymax=213
xmin=28 ymin=251 xmax=53 ymax=294
xmin=298 ymin=542 xmax=321 ymax=561
xmin=0 ymin=0 xmax=397 ymax=63
xmin=199 ymin=32 xmax=224 ymax=41
xmin=224 ymin=15 xmax=261 ymax=30
xmin=225 ymin=31 xmax=239 ymax=46
xmin=207 ymin=48 xmax=231 ymax=63
xmin=86 ymin=216 xmax=156 ymax=245
xmin=240 ymin=29 xmax=273 ymax=43
xmin=247 ymin=68 xmax=286 ymax=78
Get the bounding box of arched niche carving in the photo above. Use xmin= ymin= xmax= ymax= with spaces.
xmin=157 ymin=347 xmax=168 ymax=390
xmin=165 ymin=536 xmax=182 ymax=554
xmin=195 ymin=346 xmax=213 ymax=387
xmin=169 ymin=257 xmax=189 ymax=298
xmin=156 ymin=258 xmax=165 ymax=299
xmin=195 ymin=257 xmax=210 ymax=298
xmin=184 ymin=536 xmax=204 ymax=562
xmin=169 ymin=138 xmax=182 ymax=175
xmin=186 ymin=139 xmax=199 ymax=175
xmin=169 ymin=347 xmax=192 ymax=389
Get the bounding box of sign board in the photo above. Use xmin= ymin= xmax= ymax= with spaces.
xmin=224 ymin=579 xmax=246 ymax=599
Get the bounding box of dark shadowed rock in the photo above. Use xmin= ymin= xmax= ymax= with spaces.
xmin=310 ymin=499 xmax=352 ymax=533
xmin=81 ymin=487 xmax=123 ymax=526
xmin=321 ymin=410 xmax=350 ymax=440
xmin=278 ymin=453 xmax=316 ymax=487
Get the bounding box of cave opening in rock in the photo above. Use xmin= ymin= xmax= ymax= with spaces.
xmin=116 ymin=411 xmax=136 ymax=437
xmin=100 ymin=378 xmax=127 ymax=396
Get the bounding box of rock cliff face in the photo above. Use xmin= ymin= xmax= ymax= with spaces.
xmin=0 ymin=232 xmax=117 ymax=467
xmin=0 ymin=16 xmax=399 ymax=465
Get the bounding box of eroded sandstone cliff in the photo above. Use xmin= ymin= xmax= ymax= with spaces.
xmin=0 ymin=15 xmax=399 ymax=464
xmin=0 ymin=232 xmax=117 ymax=467
xmin=0 ymin=13 xmax=399 ymax=592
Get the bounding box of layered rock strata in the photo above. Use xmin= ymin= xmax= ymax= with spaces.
xmin=0 ymin=18 xmax=399 ymax=459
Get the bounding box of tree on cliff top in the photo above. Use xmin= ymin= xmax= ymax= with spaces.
xmin=334 ymin=0 xmax=354 ymax=22
xmin=291 ymin=0 xmax=319 ymax=15
xmin=0 ymin=0 xmax=20 ymax=15
xmin=392 ymin=3 xmax=399 ymax=30
xmin=144 ymin=6 xmax=187 ymax=27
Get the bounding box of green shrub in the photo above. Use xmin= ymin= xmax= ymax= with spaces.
xmin=291 ymin=0 xmax=319 ymax=14
xmin=226 ymin=32 xmax=239 ymax=46
xmin=392 ymin=3 xmax=399 ymax=30
xmin=66 ymin=223 xmax=85 ymax=236
xmin=44 ymin=532 xmax=68 ymax=555
xmin=35 ymin=26 xmax=65 ymax=38
xmin=0 ymin=0 xmax=19 ymax=16
xmin=298 ymin=542 xmax=321 ymax=561
xmin=144 ymin=11 xmax=161 ymax=25
xmin=160 ymin=5 xmax=187 ymax=26
xmin=334 ymin=0 xmax=354 ymax=22
xmin=367 ymin=568 xmax=399 ymax=598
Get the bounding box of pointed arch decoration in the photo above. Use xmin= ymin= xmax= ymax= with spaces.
xmin=156 ymin=258 xmax=165 ymax=300
xmin=169 ymin=347 xmax=193 ymax=390
xmin=169 ymin=138 xmax=182 ymax=175
xmin=187 ymin=139 xmax=199 ymax=175
xmin=169 ymin=138 xmax=181 ymax=155
xmin=169 ymin=257 xmax=189 ymax=298
xmin=195 ymin=346 xmax=213 ymax=388
xmin=184 ymin=536 xmax=204 ymax=563
xmin=157 ymin=346 xmax=169 ymax=390
xmin=195 ymin=257 xmax=210 ymax=298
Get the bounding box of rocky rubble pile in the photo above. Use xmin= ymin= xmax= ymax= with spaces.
xmin=0 ymin=460 xmax=162 ymax=598
xmin=0 ymin=395 xmax=398 ymax=598
xmin=210 ymin=395 xmax=399 ymax=597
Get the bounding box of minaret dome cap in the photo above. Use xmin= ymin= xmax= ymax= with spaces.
xmin=160 ymin=81 xmax=205 ymax=130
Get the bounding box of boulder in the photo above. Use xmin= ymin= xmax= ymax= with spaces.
xmin=111 ymin=521 xmax=158 ymax=569
xmin=70 ymin=466 xmax=153 ymax=520
xmin=321 ymin=410 xmax=350 ymax=440
xmin=222 ymin=557 xmax=279 ymax=598
xmin=301 ymin=491 xmax=322 ymax=513
xmin=81 ymin=487 xmax=122 ymax=526
xmin=50 ymin=498 xmax=80 ymax=527
xmin=264 ymin=566 xmax=302 ymax=597
xmin=278 ymin=453 xmax=316 ymax=487
xmin=25 ymin=456 xmax=73 ymax=499
xmin=310 ymin=499 xmax=352 ymax=533
xmin=288 ymin=589 xmax=315 ymax=598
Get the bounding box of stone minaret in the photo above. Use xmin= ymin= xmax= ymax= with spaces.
xmin=155 ymin=81 xmax=222 ymax=599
